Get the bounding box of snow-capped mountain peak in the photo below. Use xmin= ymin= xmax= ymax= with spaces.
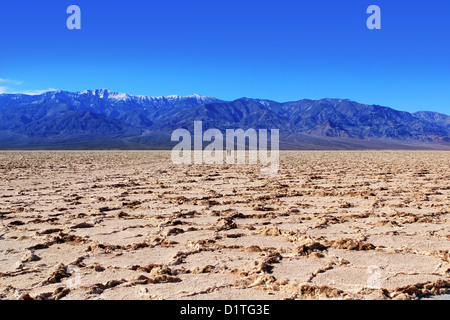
xmin=74 ymin=89 xmax=215 ymax=103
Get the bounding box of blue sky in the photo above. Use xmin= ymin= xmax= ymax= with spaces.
xmin=0 ymin=0 xmax=449 ymax=114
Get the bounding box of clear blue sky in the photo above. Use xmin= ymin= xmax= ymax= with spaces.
xmin=0 ymin=0 xmax=449 ymax=114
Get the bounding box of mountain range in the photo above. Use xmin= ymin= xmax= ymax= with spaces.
xmin=0 ymin=89 xmax=448 ymax=150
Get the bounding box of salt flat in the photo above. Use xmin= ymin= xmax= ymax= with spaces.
xmin=0 ymin=151 xmax=449 ymax=300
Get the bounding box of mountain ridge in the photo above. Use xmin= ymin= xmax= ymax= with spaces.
xmin=0 ymin=89 xmax=448 ymax=150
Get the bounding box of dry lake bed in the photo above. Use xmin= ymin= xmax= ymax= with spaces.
xmin=0 ymin=151 xmax=449 ymax=300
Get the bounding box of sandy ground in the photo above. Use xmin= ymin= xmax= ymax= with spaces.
xmin=0 ymin=150 xmax=449 ymax=300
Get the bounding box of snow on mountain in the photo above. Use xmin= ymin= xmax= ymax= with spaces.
xmin=72 ymin=89 xmax=216 ymax=104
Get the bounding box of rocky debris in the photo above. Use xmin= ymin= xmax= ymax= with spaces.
xmin=1 ymin=151 xmax=449 ymax=300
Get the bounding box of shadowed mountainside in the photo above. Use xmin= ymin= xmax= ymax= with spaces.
xmin=0 ymin=89 xmax=448 ymax=149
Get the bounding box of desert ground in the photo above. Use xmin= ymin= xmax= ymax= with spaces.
xmin=0 ymin=150 xmax=449 ymax=300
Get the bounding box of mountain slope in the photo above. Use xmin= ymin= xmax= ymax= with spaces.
xmin=0 ymin=90 xmax=448 ymax=149
xmin=413 ymin=111 xmax=450 ymax=131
